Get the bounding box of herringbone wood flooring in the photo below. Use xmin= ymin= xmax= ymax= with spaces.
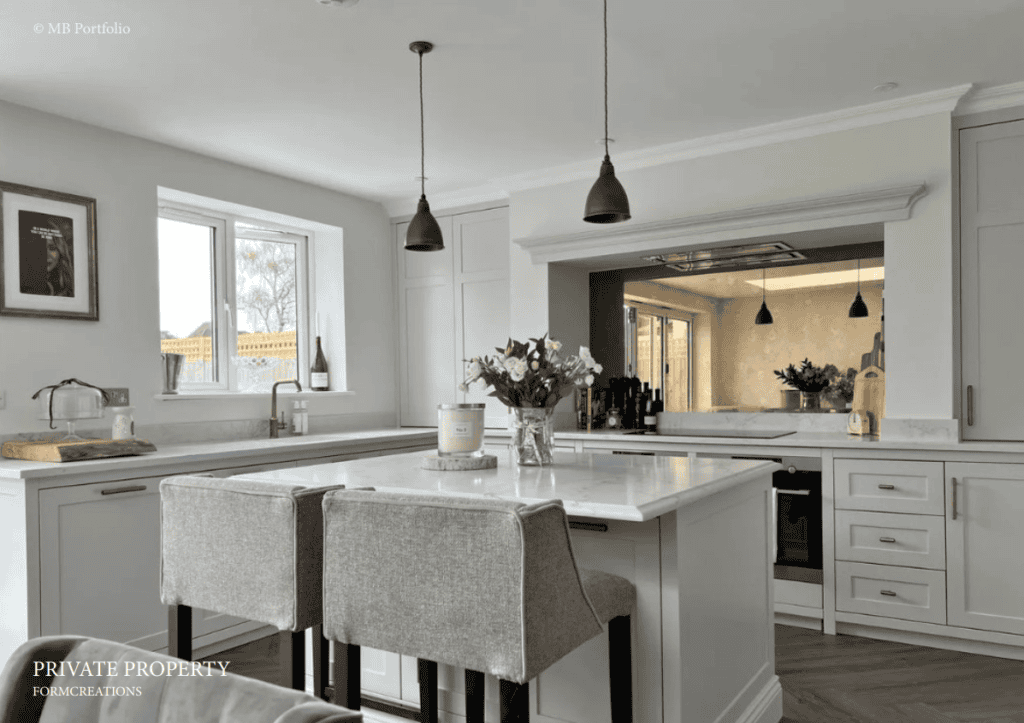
xmin=210 ymin=625 xmax=1024 ymax=722
xmin=777 ymin=625 xmax=1024 ymax=723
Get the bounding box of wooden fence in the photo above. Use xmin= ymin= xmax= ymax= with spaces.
xmin=160 ymin=331 xmax=297 ymax=362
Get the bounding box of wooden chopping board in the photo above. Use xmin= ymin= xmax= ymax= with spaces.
xmin=852 ymin=365 xmax=885 ymax=424
xmin=2 ymin=438 xmax=157 ymax=463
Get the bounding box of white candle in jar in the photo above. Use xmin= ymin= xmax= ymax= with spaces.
xmin=437 ymin=404 xmax=485 ymax=457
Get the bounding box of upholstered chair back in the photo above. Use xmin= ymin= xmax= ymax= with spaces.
xmin=160 ymin=476 xmax=341 ymax=632
xmin=321 ymin=490 xmax=606 ymax=684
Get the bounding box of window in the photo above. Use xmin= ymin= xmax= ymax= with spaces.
xmin=158 ymin=204 xmax=312 ymax=393
xmin=625 ymin=302 xmax=693 ymax=412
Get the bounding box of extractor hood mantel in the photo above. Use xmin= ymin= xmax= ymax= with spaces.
xmin=513 ymin=183 xmax=926 ymax=267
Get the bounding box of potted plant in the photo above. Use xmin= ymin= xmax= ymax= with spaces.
xmin=823 ymin=365 xmax=857 ymax=410
xmin=773 ymin=358 xmax=831 ymax=410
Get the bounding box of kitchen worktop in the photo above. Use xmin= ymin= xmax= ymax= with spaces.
xmin=231 ymin=447 xmax=779 ymax=522
xmin=0 ymin=428 xmax=437 ymax=481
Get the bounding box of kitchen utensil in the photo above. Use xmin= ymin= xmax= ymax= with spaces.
xmin=161 ymin=353 xmax=185 ymax=394
xmin=850 ymin=365 xmax=885 ymax=435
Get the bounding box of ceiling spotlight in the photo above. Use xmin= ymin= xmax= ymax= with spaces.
xmin=315 ymin=0 xmax=359 ymax=6
xmin=873 ymin=82 xmax=898 ymax=92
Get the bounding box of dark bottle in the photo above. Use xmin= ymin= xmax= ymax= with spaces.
xmin=644 ymin=389 xmax=662 ymax=432
xmin=311 ymin=336 xmax=329 ymax=391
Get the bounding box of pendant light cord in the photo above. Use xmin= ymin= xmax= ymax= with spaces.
xmin=419 ymin=48 xmax=426 ymax=198
xmin=856 ymin=259 xmax=861 ymax=293
xmin=762 ymin=268 xmax=766 ymax=302
xmin=603 ymin=0 xmax=609 ymax=159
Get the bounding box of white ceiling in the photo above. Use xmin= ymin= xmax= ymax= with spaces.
xmin=2 ymin=1 xmax=1023 ymax=215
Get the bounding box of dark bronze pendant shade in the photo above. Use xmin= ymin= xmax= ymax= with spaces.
xmin=405 ymin=41 xmax=444 ymax=252
xmin=849 ymin=260 xmax=869 ymax=317
xmin=755 ymin=268 xmax=773 ymax=325
xmin=584 ymin=155 xmax=631 ymax=223
xmin=584 ymin=0 xmax=630 ymax=224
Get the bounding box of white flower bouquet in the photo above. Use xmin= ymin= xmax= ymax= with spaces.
xmin=460 ymin=334 xmax=603 ymax=408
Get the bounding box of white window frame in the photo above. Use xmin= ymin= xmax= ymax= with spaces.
xmin=624 ymin=301 xmax=694 ymax=411
xmin=158 ymin=202 xmax=314 ymax=394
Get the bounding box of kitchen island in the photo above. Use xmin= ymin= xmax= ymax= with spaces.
xmin=233 ymin=448 xmax=782 ymax=723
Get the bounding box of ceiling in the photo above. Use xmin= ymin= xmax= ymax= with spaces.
xmin=2 ymin=1 xmax=1023 ymax=215
xmin=631 ymin=258 xmax=885 ymax=300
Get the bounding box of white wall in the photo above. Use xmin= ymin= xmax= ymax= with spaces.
xmin=508 ymin=112 xmax=955 ymax=423
xmin=0 ymin=100 xmax=397 ymax=440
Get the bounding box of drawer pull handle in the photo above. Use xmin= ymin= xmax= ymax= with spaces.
xmin=877 ymin=484 xmax=896 ymax=490
xmin=966 ymin=385 xmax=974 ymax=426
xmin=951 ymin=477 xmax=958 ymax=521
xmin=879 ymin=590 xmax=897 ymax=597
xmin=101 ymin=485 xmax=148 ymax=496
xmin=776 ymin=488 xmax=811 ymax=496
xmin=879 ymin=536 xmax=897 ymax=543
xmin=569 ymin=521 xmax=609 ymax=532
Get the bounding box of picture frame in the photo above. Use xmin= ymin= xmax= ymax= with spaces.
xmin=0 ymin=180 xmax=98 ymax=321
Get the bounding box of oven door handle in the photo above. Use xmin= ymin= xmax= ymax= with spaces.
xmin=775 ymin=488 xmax=811 ymax=496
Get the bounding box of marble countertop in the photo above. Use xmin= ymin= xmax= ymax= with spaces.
xmin=228 ymin=447 xmax=779 ymax=522
xmin=0 ymin=428 xmax=437 ymax=481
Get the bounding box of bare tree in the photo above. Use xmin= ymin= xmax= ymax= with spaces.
xmin=236 ymin=238 xmax=296 ymax=333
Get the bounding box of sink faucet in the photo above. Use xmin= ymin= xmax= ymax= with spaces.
xmin=270 ymin=380 xmax=302 ymax=438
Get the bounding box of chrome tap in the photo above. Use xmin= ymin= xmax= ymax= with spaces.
xmin=270 ymin=380 xmax=302 ymax=438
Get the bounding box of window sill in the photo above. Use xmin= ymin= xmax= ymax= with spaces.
xmin=154 ymin=391 xmax=354 ymax=402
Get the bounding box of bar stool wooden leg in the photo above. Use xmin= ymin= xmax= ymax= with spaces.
xmin=331 ymin=642 xmax=361 ymax=710
xmin=499 ymin=679 xmax=529 ymax=723
xmin=607 ymin=615 xmax=632 ymax=723
xmin=465 ymin=669 xmax=485 ymax=723
xmin=283 ymin=630 xmax=305 ymax=691
xmin=168 ymin=605 xmax=192 ymax=661
xmin=312 ymin=624 xmax=329 ymax=700
xmin=417 ymin=659 xmax=438 ymax=723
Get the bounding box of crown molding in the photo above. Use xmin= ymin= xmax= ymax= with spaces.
xmin=954 ymin=81 xmax=1024 ymax=116
xmin=515 ymin=183 xmax=926 ymax=266
xmin=499 ymin=85 xmax=972 ymax=193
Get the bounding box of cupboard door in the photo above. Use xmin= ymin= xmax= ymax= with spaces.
xmin=397 ymin=217 xmax=457 ymax=427
xmin=946 ymin=463 xmax=1024 ymax=635
xmin=452 ymin=208 xmax=511 ymax=429
xmin=39 ymin=478 xmax=165 ymax=650
xmin=960 ymin=118 xmax=1024 ymax=440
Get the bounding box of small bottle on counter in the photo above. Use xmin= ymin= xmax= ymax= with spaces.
xmin=291 ymin=401 xmax=303 ymax=435
xmin=110 ymin=406 xmax=135 ymax=440
xmin=300 ymin=400 xmax=309 ymax=435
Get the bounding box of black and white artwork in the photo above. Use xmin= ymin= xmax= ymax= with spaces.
xmin=0 ymin=180 xmax=97 ymax=320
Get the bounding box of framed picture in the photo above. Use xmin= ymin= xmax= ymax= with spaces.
xmin=0 ymin=180 xmax=98 ymax=321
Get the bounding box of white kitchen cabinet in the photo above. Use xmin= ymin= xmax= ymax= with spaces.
xmin=946 ymin=462 xmax=1024 ymax=635
xmin=397 ymin=206 xmax=510 ymax=428
xmin=959 ymin=117 xmax=1024 ymax=441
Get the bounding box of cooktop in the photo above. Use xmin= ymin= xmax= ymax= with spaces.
xmin=656 ymin=429 xmax=796 ymax=439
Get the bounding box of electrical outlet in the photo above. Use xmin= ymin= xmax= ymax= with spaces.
xmin=103 ymin=388 xmax=130 ymax=407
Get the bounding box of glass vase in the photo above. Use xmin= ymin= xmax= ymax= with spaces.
xmin=799 ymin=392 xmax=821 ymax=411
xmin=510 ymin=407 xmax=555 ymax=466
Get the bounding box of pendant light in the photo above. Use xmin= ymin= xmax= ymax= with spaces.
xmin=405 ymin=41 xmax=444 ymax=252
xmin=849 ymin=259 xmax=869 ymax=317
xmin=755 ymin=268 xmax=773 ymax=325
xmin=583 ymin=0 xmax=630 ymax=224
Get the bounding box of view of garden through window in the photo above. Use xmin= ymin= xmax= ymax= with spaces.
xmin=158 ymin=216 xmax=299 ymax=392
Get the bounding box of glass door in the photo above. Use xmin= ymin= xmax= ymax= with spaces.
xmin=625 ymin=303 xmax=692 ymax=411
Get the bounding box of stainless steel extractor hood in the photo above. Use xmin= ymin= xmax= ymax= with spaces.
xmin=643 ymin=241 xmax=806 ymax=273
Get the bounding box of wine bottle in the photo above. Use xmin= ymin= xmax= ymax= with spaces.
xmin=311 ymin=336 xmax=329 ymax=391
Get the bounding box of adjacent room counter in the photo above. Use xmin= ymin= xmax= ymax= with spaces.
xmin=235 ymin=449 xmax=783 ymax=723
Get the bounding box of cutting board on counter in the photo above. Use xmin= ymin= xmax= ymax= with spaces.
xmin=2 ymin=438 xmax=157 ymax=463
xmin=852 ymin=365 xmax=885 ymax=422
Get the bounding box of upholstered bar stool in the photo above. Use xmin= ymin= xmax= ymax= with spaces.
xmin=160 ymin=475 xmax=342 ymax=699
xmin=321 ymin=489 xmax=636 ymax=723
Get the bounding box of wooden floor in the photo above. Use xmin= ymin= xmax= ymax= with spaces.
xmin=209 ymin=626 xmax=1024 ymax=722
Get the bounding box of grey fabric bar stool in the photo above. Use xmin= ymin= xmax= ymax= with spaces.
xmin=321 ymin=489 xmax=635 ymax=723
xmin=160 ymin=475 xmax=342 ymax=699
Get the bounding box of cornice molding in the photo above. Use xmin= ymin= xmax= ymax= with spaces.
xmin=515 ymin=184 xmax=927 ymax=266
xmin=385 ymin=85 xmax=970 ymax=219
xmin=954 ymin=81 xmax=1024 ymax=116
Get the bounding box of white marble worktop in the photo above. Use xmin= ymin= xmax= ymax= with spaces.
xmin=0 ymin=428 xmax=436 ymax=481
xmin=229 ymin=447 xmax=779 ymax=522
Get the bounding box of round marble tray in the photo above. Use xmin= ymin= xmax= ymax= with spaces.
xmin=421 ymin=453 xmax=497 ymax=471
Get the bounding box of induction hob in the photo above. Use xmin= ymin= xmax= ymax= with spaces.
xmin=656 ymin=429 xmax=796 ymax=439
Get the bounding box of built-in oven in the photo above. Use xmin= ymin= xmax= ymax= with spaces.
xmin=733 ymin=455 xmax=823 ymax=584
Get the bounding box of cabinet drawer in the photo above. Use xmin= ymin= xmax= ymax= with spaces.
xmin=834 ymin=459 xmax=945 ymax=514
xmin=835 ymin=510 xmax=946 ymax=570
xmin=835 ymin=561 xmax=946 ymax=625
